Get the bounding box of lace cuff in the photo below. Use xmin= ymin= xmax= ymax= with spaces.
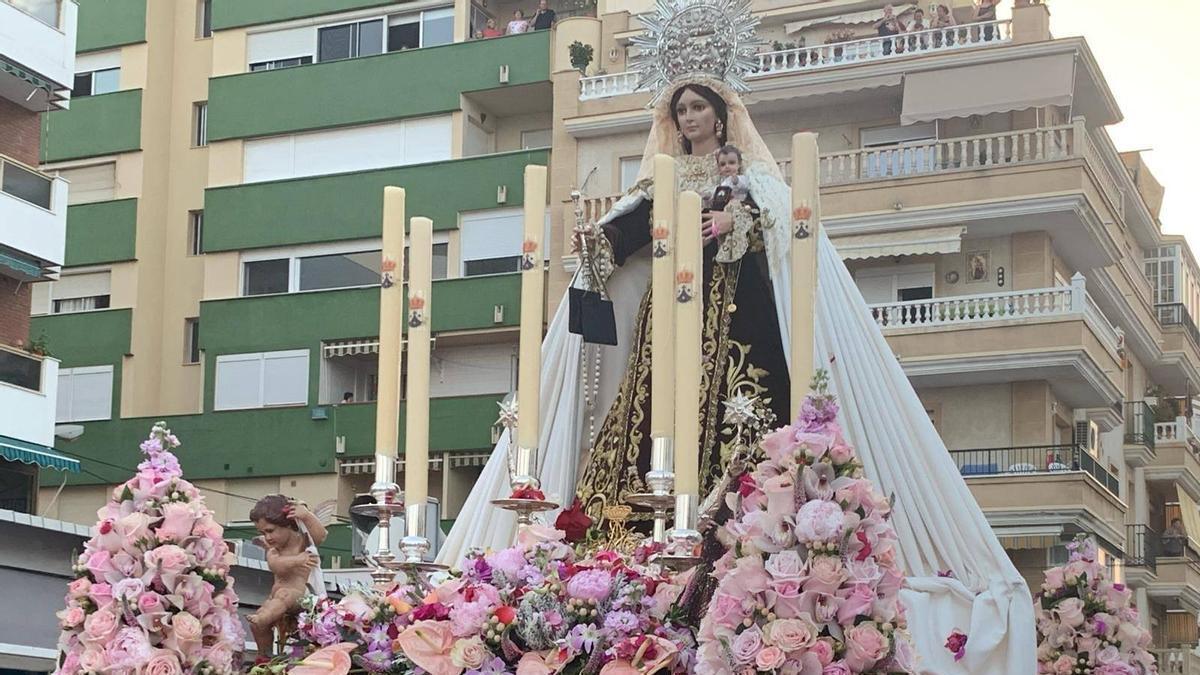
xmin=715 ymin=202 xmax=757 ymax=263
xmin=582 ymin=230 xmax=616 ymax=290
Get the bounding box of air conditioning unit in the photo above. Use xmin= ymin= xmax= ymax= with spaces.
xmin=1075 ymin=419 xmax=1100 ymax=455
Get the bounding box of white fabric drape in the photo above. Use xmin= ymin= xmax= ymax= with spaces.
xmin=439 ymin=79 xmax=1035 ymax=671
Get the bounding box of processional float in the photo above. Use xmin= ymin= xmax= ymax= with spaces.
xmin=351 ymin=129 xmax=821 ymax=585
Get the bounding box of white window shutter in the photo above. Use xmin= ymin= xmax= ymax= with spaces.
xmin=262 ymin=350 xmax=309 ymax=406
xmin=459 ymin=208 xmax=523 ymax=263
xmin=215 ymin=353 xmax=265 ymax=410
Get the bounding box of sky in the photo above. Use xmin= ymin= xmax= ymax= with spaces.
xmin=1032 ymin=0 xmax=1198 ymax=251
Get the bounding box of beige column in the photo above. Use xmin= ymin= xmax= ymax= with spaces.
xmin=1011 ymin=0 xmax=1051 ymax=45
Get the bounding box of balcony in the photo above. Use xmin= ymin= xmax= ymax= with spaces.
xmin=1124 ymin=524 xmax=1159 ymax=581
xmin=1148 ymin=548 xmax=1200 ymax=616
xmin=207 ymin=32 xmax=551 ymax=142
xmin=0 ymin=0 xmax=76 ymax=110
xmin=579 ymin=19 xmax=1011 ymax=100
xmin=0 ymin=154 xmax=67 ymax=277
xmin=1125 ymin=401 xmax=1158 ymax=466
xmin=866 ymin=277 xmax=1123 ymax=409
xmin=1156 ymin=648 xmax=1200 ymax=675
xmin=1145 ymin=425 xmax=1200 ymax=505
xmin=949 ymin=444 xmax=1125 ymax=548
xmin=39 ymin=89 xmax=143 ymax=163
xmin=0 ymin=346 xmax=58 ymax=449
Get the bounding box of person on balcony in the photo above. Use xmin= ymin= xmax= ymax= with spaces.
xmin=481 ymin=17 xmax=503 ymax=38
xmin=531 ymin=0 xmax=557 ymax=30
xmin=907 ymin=8 xmax=929 ymax=51
xmin=931 ymin=4 xmax=957 ymax=47
xmin=973 ymin=0 xmax=998 ymax=41
xmin=874 ymin=4 xmax=907 ymax=55
xmin=1164 ymin=518 xmax=1187 ymax=557
xmin=506 ymin=9 xmax=531 ymax=34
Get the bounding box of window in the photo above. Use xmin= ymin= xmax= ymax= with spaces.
xmin=72 ymin=68 xmax=120 ymax=97
xmin=387 ymin=8 xmax=454 ymax=51
xmin=0 ymin=347 xmax=42 ymax=391
xmin=187 ymin=210 xmax=204 ymax=255
xmin=298 ymin=250 xmax=381 ymax=291
xmin=243 ymin=258 xmax=290 ymax=295
xmin=460 ymin=208 xmax=549 ymax=277
xmin=320 ymin=340 xmax=379 ymax=405
xmin=197 ymin=0 xmax=212 ymax=37
xmin=242 ymin=117 xmax=452 ymax=183
xmin=58 ymin=163 xmax=116 ymax=205
xmin=57 ymin=366 xmax=114 ymax=422
xmin=318 ymin=19 xmax=384 ymax=62
xmin=192 ymin=102 xmax=208 ymax=147
xmin=521 ymin=129 xmax=553 ymax=150
xmin=50 ymin=271 xmax=112 ymax=314
xmin=214 ymin=350 xmax=309 ymax=410
xmin=249 ymin=56 xmax=314 ymax=71
xmin=184 ymin=318 xmax=200 ymax=364
xmin=854 ymin=264 xmax=935 ymax=304
xmin=0 ymin=160 xmax=52 ymax=209
xmin=403 ymin=244 xmax=449 ymax=281
xmin=619 ymin=157 xmax=641 ymax=192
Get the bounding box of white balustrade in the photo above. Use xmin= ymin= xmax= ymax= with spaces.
xmin=579 ymin=20 xmax=1011 ymax=101
xmin=819 ymin=123 xmax=1075 ymax=185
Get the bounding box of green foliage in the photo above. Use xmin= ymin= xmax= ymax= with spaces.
xmin=569 ymin=40 xmax=595 ymax=74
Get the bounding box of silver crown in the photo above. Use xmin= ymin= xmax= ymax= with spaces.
xmin=629 ymin=0 xmax=763 ymax=104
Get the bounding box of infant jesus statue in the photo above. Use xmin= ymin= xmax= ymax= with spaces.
xmin=247 ymin=494 xmax=327 ymax=658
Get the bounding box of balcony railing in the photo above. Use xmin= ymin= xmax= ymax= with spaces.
xmin=579 ymin=19 xmax=1011 ymax=100
xmin=1155 ymin=417 xmax=1200 ymax=452
xmin=1125 ymin=401 xmax=1157 ymax=450
xmin=0 ymin=346 xmax=43 ymax=392
xmin=2 ymin=0 xmax=60 ymax=27
xmin=948 ymin=444 xmax=1120 ymax=497
xmin=1155 ymin=647 xmax=1200 ymax=674
xmin=1157 ymin=303 xmax=1200 ymax=347
xmin=0 ymin=155 xmax=54 ymax=211
xmin=1125 ymin=523 xmax=1159 ymax=572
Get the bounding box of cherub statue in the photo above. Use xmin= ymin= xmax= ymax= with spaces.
xmin=247 ymin=495 xmax=329 ymax=658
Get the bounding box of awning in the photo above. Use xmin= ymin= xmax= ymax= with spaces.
xmin=901 ymin=54 xmax=1076 ymax=125
xmin=323 ymin=338 xmax=380 ymax=358
xmin=785 ymin=4 xmax=916 ymax=34
xmin=751 ymin=73 xmax=903 ymax=104
xmin=993 ymin=524 xmax=1063 ymax=550
xmin=1178 ymin=489 xmax=1200 ymax=552
xmin=0 ymin=251 xmax=43 ymax=281
xmin=0 ymin=435 xmax=80 ymax=473
xmin=831 ymin=225 xmax=966 ymax=260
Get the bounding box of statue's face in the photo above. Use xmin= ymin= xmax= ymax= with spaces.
xmin=255 ymin=519 xmax=295 ymax=550
xmin=674 ymin=88 xmax=718 ymax=147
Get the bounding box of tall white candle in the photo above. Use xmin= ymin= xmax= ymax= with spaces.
xmin=376 ymin=187 xmax=405 ymax=462
xmin=790 ymin=133 xmax=821 ymax=418
xmin=651 ymin=154 xmax=677 ymax=440
xmin=517 ymin=165 xmax=547 ymax=450
xmin=404 ymin=217 xmax=434 ymax=507
xmin=674 ymin=191 xmax=702 ymax=496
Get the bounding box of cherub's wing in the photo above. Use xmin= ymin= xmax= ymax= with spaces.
xmin=311 ymin=499 xmax=339 ymax=526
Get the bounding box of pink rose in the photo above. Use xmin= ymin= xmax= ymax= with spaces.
xmin=793 ymin=432 xmax=833 ymax=460
xmin=85 ymin=550 xmax=114 ymax=579
xmin=144 ymin=649 xmax=183 ymax=675
xmin=763 ymin=617 xmax=818 ymax=652
xmin=78 ymin=648 xmax=107 ymax=673
xmin=171 ymin=611 xmax=203 ymax=643
xmin=450 ymin=636 xmax=489 ymax=670
xmin=805 ymin=556 xmax=847 ymax=594
xmin=88 ymin=582 xmax=113 ymax=608
xmin=144 ymin=545 xmax=192 ymax=591
xmin=137 ymin=591 xmax=165 ymax=614
xmin=756 ymin=646 xmax=787 ymax=670
xmin=1054 ymin=597 xmax=1086 ymax=628
xmin=516 ymin=523 xmax=565 ymax=547
xmin=809 ymin=638 xmax=835 ymax=666
xmin=114 ymin=511 xmax=153 ymax=543
xmin=765 ymin=550 xmax=805 ymax=582
xmin=58 ymin=606 xmax=86 ymax=628
xmin=106 ymin=627 xmax=153 ymax=669
xmin=761 ymin=428 xmax=799 ymax=463
xmin=794 ymin=500 xmax=844 ymax=543
xmin=83 ymin=609 xmax=119 ymax=644
xmin=68 ymin=577 xmax=93 ymax=598
xmin=843 ymin=622 xmax=890 ymax=671
xmin=730 ymin=626 xmax=764 ymax=665
xmin=1094 ymin=664 xmax=1137 ymax=675
xmin=827 ymin=439 xmax=854 ymax=465
xmin=709 ymin=592 xmax=747 ymax=627
xmin=156 ymin=502 xmax=195 ymax=542
xmin=767 ymin=580 xmax=805 ymax=619
xmin=1094 ymin=645 xmax=1120 ymax=666
xmin=1043 ymin=566 xmax=1065 ymax=590
xmin=725 ymin=555 xmax=771 ymax=597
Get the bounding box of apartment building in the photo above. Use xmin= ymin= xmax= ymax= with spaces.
xmin=32 ymin=0 xmax=556 ymax=563
xmin=553 ymin=0 xmax=1200 ymax=664
xmin=0 ymin=0 xmax=79 ymax=517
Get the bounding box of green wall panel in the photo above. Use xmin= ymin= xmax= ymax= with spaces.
xmin=199 ymin=278 xmax=520 ymax=407
xmin=211 ymin=0 xmax=395 ymax=30
xmin=203 ymin=150 xmax=548 ymax=251
xmin=30 ymin=308 xmax=131 ymax=420
xmin=41 ymin=89 xmax=142 ymax=162
xmin=41 ymin=395 xmax=504 ymax=489
xmin=207 ymin=32 xmax=549 ymax=141
xmin=64 ymin=198 xmax=137 ymax=267
xmin=76 ymin=0 xmax=146 ymax=52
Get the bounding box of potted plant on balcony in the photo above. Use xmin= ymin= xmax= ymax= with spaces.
xmin=25 ymin=333 xmax=51 ymax=358
xmin=568 ymin=40 xmax=594 ymax=75
xmin=824 ymin=28 xmax=856 ymax=60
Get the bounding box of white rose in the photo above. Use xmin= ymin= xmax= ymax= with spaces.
xmin=450 ymin=636 xmax=489 ymax=670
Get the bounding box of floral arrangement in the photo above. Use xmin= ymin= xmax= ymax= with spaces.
xmin=262 ymin=526 xmax=695 ymax=674
xmin=694 ymin=375 xmax=917 ymax=674
xmin=53 ymin=423 xmax=244 ymax=675
xmin=1035 ymin=536 xmax=1157 ymax=675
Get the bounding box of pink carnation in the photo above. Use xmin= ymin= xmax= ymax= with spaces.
xmin=566 ymin=569 xmax=613 ymax=602
xmin=793 ymin=500 xmax=844 ymax=543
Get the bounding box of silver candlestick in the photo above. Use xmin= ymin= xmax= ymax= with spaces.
xmin=349 ymin=456 xmax=407 ymax=585
xmin=397 ymin=501 xmax=447 ymax=581
xmin=491 ymin=444 xmax=559 ymax=532
xmin=655 ymin=493 xmax=703 ymax=571
xmin=626 ymin=436 xmax=675 ymax=544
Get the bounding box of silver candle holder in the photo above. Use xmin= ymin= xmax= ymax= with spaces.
xmin=655 ymin=492 xmax=703 ymax=571
xmin=626 ymin=436 xmax=676 ymax=544
xmin=491 ymin=444 xmax=559 ymax=532
xmin=348 ymin=457 xmax=407 ymax=586
xmin=397 ymin=501 xmax=447 ymax=581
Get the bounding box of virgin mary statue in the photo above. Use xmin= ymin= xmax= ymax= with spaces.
xmin=438 ymin=1 xmax=1036 ymax=670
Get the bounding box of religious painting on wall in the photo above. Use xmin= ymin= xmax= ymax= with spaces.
xmin=966 ymin=249 xmax=990 ymax=283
